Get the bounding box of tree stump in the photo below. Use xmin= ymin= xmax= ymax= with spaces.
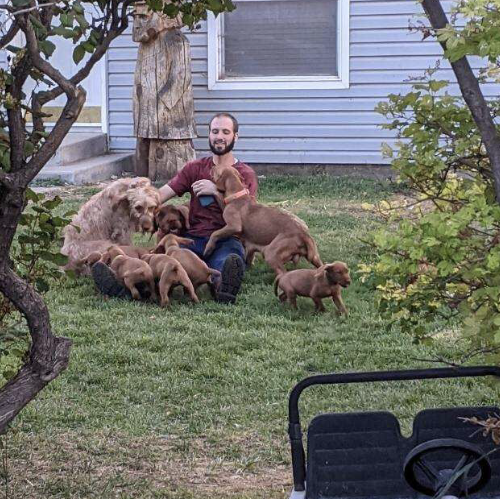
xmin=149 ymin=139 xmax=196 ymax=181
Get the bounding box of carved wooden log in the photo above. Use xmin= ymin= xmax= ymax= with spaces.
xmin=149 ymin=138 xmax=196 ymax=181
xmin=133 ymin=14 xmax=197 ymax=180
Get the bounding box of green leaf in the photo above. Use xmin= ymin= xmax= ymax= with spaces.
xmin=73 ymin=44 xmax=85 ymax=64
xmin=11 ymin=0 xmax=32 ymax=7
xmin=17 ymin=234 xmax=38 ymax=245
xmin=23 ymin=141 xmax=36 ymax=158
xmin=428 ymin=80 xmax=448 ymax=92
xmin=31 ymin=206 xmax=48 ymax=214
xmin=208 ymin=0 xmax=224 ymax=12
xmin=18 ymin=214 xmax=32 ymax=226
xmin=35 ymin=278 xmax=50 ymax=293
xmin=5 ymin=45 xmax=22 ymax=54
xmin=73 ymin=2 xmax=84 ymax=14
xmin=25 ymin=188 xmax=41 ymax=202
xmin=182 ymin=13 xmax=194 ymax=26
xmin=39 ymin=251 xmax=68 ymax=265
xmin=42 ymin=196 xmax=62 ymax=210
xmin=75 ymin=14 xmax=89 ymax=29
xmin=163 ymin=3 xmax=179 ymax=17
xmin=82 ymin=41 xmax=94 ymax=53
xmin=52 ymin=26 xmax=76 ymax=38
xmin=1 ymin=151 xmax=11 ymax=171
xmin=60 ymin=13 xmax=74 ymax=27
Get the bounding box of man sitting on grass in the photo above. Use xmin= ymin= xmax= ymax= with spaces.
xmin=92 ymin=112 xmax=258 ymax=304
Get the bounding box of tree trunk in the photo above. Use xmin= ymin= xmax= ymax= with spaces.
xmin=149 ymin=139 xmax=196 ymax=181
xmin=0 ymin=185 xmax=71 ymax=434
xmin=421 ymin=0 xmax=500 ymax=202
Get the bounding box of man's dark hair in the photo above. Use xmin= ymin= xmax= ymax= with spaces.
xmin=209 ymin=113 xmax=239 ymax=134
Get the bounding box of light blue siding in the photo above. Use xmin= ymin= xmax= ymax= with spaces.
xmin=106 ymin=0 xmax=499 ymax=165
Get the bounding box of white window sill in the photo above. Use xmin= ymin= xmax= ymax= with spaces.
xmin=208 ymin=77 xmax=350 ymax=90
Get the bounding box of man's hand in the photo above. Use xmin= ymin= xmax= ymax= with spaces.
xmin=192 ymin=179 xmax=218 ymax=197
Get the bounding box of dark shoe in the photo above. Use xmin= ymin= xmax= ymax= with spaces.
xmin=91 ymin=261 xmax=131 ymax=299
xmin=215 ymin=254 xmax=244 ymax=304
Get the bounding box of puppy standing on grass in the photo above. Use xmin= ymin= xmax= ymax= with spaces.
xmin=274 ymin=262 xmax=351 ymax=315
xmin=141 ymin=253 xmax=199 ymax=307
xmin=153 ymin=234 xmax=221 ymax=294
xmin=101 ymin=247 xmax=157 ymax=302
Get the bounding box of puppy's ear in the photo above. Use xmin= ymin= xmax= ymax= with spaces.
xmin=110 ymin=192 xmax=130 ymax=212
xmin=175 ymin=236 xmax=194 ymax=247
xmin=100 ymin=251 xmax=112 ymax=265
xmin=314 ymin=264 xmax=327 ymax=280
xmin=85 ymin=251 xmax=102 ymax=266
xmin=153 ymin=242 xmax=166 ymax=254
xmin=177 ymin=205 xmax=190 ymax=229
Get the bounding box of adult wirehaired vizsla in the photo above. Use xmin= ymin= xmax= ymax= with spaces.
xmin=61 ymin=177 xmax=160 ymax=274
xmin=204 ymin=167 xmax=323 ymax=275
xmin=274 ymin=261 xmax=351 ymax=315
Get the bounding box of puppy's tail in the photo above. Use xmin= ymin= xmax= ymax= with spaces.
xmin=273 ymin=274 xmax=282 ymax=296
xmin=303 ymin=235 xmax=323 ymax=268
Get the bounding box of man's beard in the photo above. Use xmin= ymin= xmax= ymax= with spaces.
xmin=209 ymin=137 xmax=236 ymax=156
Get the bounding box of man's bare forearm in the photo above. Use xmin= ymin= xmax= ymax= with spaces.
xmin=159 ymin=184 xmax=176 ymax=204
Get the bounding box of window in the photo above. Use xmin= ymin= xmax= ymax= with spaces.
xmin=207 ymin=0 xmax=349 ymax=90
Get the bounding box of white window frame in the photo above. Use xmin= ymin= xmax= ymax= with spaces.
xmin=207 ymin=0 xmax=350 ymax=90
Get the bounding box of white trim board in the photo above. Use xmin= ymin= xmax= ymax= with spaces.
xmin=207 ymin=0 xmax=350 ymax=90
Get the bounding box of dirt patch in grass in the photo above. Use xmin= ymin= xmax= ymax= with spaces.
xmin=4 ymin=431 xmax=290 ymax=498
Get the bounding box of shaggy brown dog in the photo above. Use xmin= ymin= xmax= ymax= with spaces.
xmin=153 ymin=234 xmax=220 ymax=293
xmin=61 ymin=177 xmax=160 ymax=274
xmin=106 ymin=248 xmax=157 ymax=302
xmin=205 ymin=167 xmax=323 ymax=275
xmin=154 ymin=204 xmax=190 ymax=242
xmin=141 ymin=253 xmax=199 ymax=307
xmin=274 ymin=262 xmax=351 ymax=315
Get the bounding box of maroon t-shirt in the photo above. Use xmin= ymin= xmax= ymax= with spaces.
xmin=168 ymin=157 xmax=258 ymax=237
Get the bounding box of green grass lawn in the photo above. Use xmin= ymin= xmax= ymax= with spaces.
xmin=3 ymin=175 xmax=498 ymax=498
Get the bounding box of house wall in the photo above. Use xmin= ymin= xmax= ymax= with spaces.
xmin=106 ymin=0 xmax=499 ymax=165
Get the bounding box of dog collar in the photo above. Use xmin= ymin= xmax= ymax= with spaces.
xmin=224 ymin=188 xmax=249 ymax=204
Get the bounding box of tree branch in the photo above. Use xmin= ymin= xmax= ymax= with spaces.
xmin=21 ymin=88 xmax=86 ymax=184
xmin=0 ymin=1 xmax=58 ymax=15
xmin=421 ymin=0 xmax=500 ymax=203
xmin=38 ymin=0 xmax=132 ymax=106
xmin=0 ymin=17 xmax=20 ymax=50
xmin=22 ymin=17 xmax=76 ymax=99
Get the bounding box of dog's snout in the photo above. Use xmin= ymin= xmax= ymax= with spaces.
xmin=139 ymin=215 xmax=154 ymax=233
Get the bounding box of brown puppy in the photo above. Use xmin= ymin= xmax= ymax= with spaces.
xmin=142 ymin=253 xmax=199 ymax=307
xmin=153 ymin=234 xmax=221 ymax=293
xmin=274 ymin=262 xmax=351 ymax=315
xmin=205 ymin=167 xmax=323 ymax=275
xmin=154 ymin=204 xmax=190 ymax=242
xmin=99 ymin=244 xmax=151 ymax=264
xmin=106 ymin=248 xmax=157 ymax=302
xmin=78 ymin=245 xmax=151 ymax=272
